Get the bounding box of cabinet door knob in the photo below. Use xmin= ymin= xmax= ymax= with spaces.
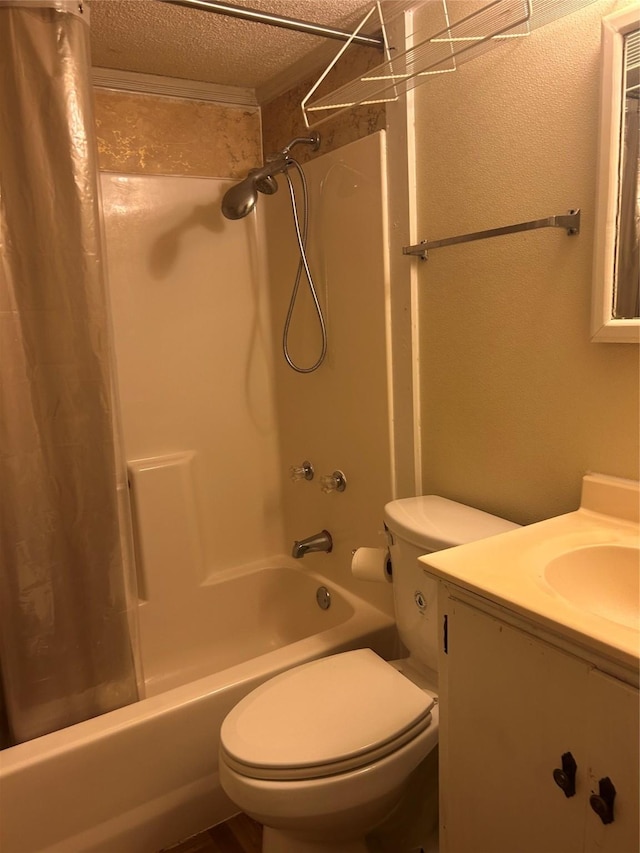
xmin=589 ymin=777 xmax=616 ymax=825
xmin=553 ymin=752 xmax=577 ymax=797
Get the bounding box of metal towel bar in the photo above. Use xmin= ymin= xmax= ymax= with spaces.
xmin=403 ymin=209 xmax=581 ymax=260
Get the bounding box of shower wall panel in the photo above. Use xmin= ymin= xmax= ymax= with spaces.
xmin=264 ymin=131 xmax=395 ymax=616
xmin=100 ymin=173 xmax=283 ymax=584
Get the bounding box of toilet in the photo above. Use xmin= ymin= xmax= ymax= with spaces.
xmin=219 ymin=496 xmax=519 ymax=853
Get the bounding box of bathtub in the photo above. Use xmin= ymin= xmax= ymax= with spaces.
xmin=0 ymin=563 xmax=396 ymax=853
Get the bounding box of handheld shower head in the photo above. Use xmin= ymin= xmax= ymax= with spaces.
xmin=221 ymin=177 xmax=259 ymax=220
xmin=221 ymin=160 xmax=286 ymax=219
xmin=220 ymin=133 xmax=327 ymax=373
xmin=221 ymin=132 xmax=321 ymax=220
xmin=255 ymin=174 xmax=278 ymax=195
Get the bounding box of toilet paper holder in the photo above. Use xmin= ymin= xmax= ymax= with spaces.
xmin=351 ymin=546 xmax=393 ymax=583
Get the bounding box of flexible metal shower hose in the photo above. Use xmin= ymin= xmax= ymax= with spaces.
xmin=282 ymin=158 xmax=327 ymax=373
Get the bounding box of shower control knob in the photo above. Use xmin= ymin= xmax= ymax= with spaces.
xmin=320 ymin=470 xmax=347 ymax=493
xmin=290 ymin=461 xmax=314 ymax=482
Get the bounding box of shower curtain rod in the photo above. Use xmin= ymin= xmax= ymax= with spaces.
xmin=158 ymin=0 xmax=385 ymax=48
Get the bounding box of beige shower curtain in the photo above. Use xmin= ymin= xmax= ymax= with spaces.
xmin=0 ymin=0 xmax=139 ymax=745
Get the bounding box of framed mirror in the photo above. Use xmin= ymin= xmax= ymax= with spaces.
xmin=591 ymin=5 xmax=640 ymax=343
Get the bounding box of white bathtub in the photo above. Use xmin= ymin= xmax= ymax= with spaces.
xmin=0 ymin=564 xmax=396 ymax=853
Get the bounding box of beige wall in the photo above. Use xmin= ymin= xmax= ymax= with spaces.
xmin=413 ymin=0 xmax=639 ymax=525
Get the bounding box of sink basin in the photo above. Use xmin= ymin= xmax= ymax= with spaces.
xmin=544 ymin=544 xmax=639 ymax=629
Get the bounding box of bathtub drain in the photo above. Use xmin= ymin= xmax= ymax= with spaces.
xmin=316 ymin=586 xmax=331 ymax=610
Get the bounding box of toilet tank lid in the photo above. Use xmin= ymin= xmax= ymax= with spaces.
xmin=383 ymin=496 xmax=520 ymax=550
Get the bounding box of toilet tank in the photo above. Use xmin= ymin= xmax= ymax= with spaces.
xmin=383 ymin=496 xmax=519 ymax=679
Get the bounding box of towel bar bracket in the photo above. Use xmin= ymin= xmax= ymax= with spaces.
xmin=403 ymin=209 xmax=581 ymax=260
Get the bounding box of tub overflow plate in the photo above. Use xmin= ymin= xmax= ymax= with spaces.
xmin=316 ymin=586 xmax=331 ymax=610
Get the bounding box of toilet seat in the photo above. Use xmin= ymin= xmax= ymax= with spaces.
xmin=220 ymin=649 xmax=436 ymax=782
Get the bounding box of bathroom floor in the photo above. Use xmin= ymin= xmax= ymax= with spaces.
xmin=163 ymin=813 xmax=262 ymax=853
xmin=163 ymin=811 xmax=438 ymax=853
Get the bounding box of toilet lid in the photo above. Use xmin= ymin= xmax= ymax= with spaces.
xmin=220 ymin=649 xmax=435 ymax=781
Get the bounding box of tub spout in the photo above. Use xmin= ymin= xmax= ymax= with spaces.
xmin=292 ymin=530 xmax=333 ymax=559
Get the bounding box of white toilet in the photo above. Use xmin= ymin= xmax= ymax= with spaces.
xmin=219 ymin=496 xmax=519 ymax=853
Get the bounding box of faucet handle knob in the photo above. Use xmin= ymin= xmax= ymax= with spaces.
xmin=320 ymin=470 xmax=347 ymax=493
xmin=290 ymin=460 xmax=314 ymax=482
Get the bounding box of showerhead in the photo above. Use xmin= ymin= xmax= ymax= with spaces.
xmin=255 ymin=174 xmax=278 ymax=195
xmin=222 ymin=161 xmax=285 ymax=220
xmin=221 ymin=177 xmax=260 ymax=220
xmin=221 ymin=132 xmax=321 ymax=220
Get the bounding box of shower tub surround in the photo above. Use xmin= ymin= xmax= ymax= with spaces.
xmin=0 ymin=563 xmax=395 ymax=853
xmin=0 ymin=128 xmax=398 ymax=852
xmin=0 ymin=133 xmax=397 ymax=852
xmin=97 ymin=133 xmax=394 ymax=615
xmin=0 ymin=450 xmax=396 ymax=852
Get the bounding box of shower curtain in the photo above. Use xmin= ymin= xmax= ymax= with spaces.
xmin=0 ymin=0 xmax=139 ymax=745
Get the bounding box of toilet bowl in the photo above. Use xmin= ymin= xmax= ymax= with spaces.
xmin=219 ymin=648 xmax=438 ymax=852
xmin=219 ymin=496 xmax=519 ymax=852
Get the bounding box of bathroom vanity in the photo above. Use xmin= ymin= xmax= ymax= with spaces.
xmin=420 ymin=474 xmax=639 ymax=853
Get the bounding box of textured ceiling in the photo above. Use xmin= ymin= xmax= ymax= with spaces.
xmin=89 ymin=0 xmax=399 ymax=101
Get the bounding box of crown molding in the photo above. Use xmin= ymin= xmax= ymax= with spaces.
xmin=92 ymin=67 xmax=258 ymax=108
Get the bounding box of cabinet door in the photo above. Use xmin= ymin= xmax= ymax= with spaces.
xmin=584 ymin=670 xmax=639 ymax=853
xmin=440 ymin=597 xmax=590 ymax=853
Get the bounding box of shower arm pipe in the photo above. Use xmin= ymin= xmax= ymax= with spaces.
xmin=280 ymin=133 xmax=321 ymax=156
xmin=403 ymin=209 xmax=581 ymax=260
xmin=157 ymin=0 xmax=385 ymax=49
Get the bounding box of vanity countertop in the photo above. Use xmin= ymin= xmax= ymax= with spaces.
xmin=419 ymin=474 xmax=640 ymax=673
